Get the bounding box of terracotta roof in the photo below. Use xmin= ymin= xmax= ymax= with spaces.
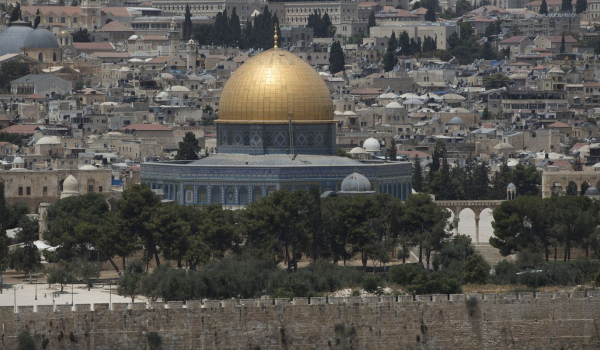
xmin=1 ymin=124 xmax=38 ymax=136
xmin=499 ymin=36 xmax=528 ymax=44
xmin=0 ymin=142 xmax=9 ymax=146
xmin=0 ymin=115 xmax=8 ymax=121
xmin=98 ymin=21 xmax=133 ymax=32
xmin=358 ymin=1 xmax=378 ymax=6
xmin=140 ymin=0 xmax=152 ymax=5
xmin=377 ymin=8 xmax=418 ymax=17
xmin=532 ymin=65 xmax=547 ymax=70
xmin=73 ymin=42 xmax=115 ymax=51
xmin=538 ymin=35 xmax=577 ymax=43
xmin=101 ymin=7 xmax=131 ymax=17
xmin=119 ymin=124 xmax=172 ymax=131
xmin=584 ymin=82 xmax=600 ymax=87
xmin=21 ymin=6 xmax=81 ymax=15
xmin=205 ymin=132 xmax=217 ymax=137
xmin=570 ymin=142 xmax=588 ymax=152
xmin=412 ymin=7 xmax=428 ymax=14
xmin=90 ymin=52 xmax=132 ymax=58
xmin=548 ymin=121 xmax=570 ymax=128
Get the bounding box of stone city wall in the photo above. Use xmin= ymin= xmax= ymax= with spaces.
xmin=1 ymin=292 xmax=600 ymax=350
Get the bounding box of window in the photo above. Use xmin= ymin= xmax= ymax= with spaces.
xmin=48 ymin=17 xmax=53 ymax=23
xmin=74 ymin=17 xmax=78 ymax=23
xmin=61 ymin=17 xmax=66 ymax=23
xmin=43 ymin=186 xmax=47 ymax=196
xmin=88 ymin=185 xmax=94 ymax=192
xmin=98 ymin=186 xmax=103 ymax=192
xmin=26 ymin=187 xmax=31 ymax=195
xmin=38 ymin=53 xmax=43 ymax=61
xmin=18 ymin=187 xmax=23 ymax=196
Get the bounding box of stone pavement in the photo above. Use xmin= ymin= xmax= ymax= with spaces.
xmin=0 ymin=281 xmax=146 ymax=307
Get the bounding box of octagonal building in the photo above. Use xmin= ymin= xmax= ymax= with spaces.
xmin=141 ymin=46 xmax=411 ymax=207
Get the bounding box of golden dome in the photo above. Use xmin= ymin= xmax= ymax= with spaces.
xmin=218 ymin=49 xmax=334 ymax=124
xmin=59 ymin=30 xmax=70 ymax=37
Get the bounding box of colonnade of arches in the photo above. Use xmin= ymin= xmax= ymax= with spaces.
xmin=440 ymin=203 xmax=500 ymax=245
xmin=378 ymin=181 xmax=411 ymax=201
xmin=149 ymin=183 xmax=277 ymax=206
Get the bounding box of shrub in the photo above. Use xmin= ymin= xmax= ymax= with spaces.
xmin=437 ymin=235 xmax=475 ymax=268
xmin=362 ymin=276 xmax=383 ymax=294
xmin=47 ymin=267 xmax=75 ymax=292
xmin=572 ymin=258 xmax=600 ymax=283
xmin=17 ymin=331 xmax=36 ymax=350
xmin=490 ymin=260 xmax=520 ymax=285
xmin=461 ymin=254 xmax=490 ymax=284
xmin=516 ymin=249 xmax=544 ymax=269
xmin=350 ymin=289 xmax=361 ymax=297
xmin=388 ymin=264 xmax=423 ymax=286
xmin=407 ymin=272 xmax=461 ymax=295
xmin=271 ymin=288 xmax=294 ymax=300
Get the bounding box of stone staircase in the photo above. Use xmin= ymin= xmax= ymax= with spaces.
xmin=474 ymin=244 xmax=514 ymax=267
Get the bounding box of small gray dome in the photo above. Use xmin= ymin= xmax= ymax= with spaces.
xmin=340 ymin=172 xmax=371 ymax=192
xmin=585 ymin=186 xmax=600 ymax=196
xmin=448 ymin=116 xmax=465 ymax=125
xmin=23 ymin=28 xmax=59 ymax=49
xmin=0 ymin=21 xmax=34 ymax=56
xmin=507 ymin=183 xmax=516 ymax=189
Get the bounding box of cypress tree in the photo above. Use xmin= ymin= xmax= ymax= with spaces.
xmin=560 ymin=34 xmax=566 ymax=53
xmin=368 ymin=10 xmax=376 ymax=33
xmin=576 ymin=0 xmax=587 ymax=13
xmin=412 ymin=156 xmax=424 ymax=192
xmin=230 ymin=7 xmax=241 ymax=45
xmin=539 ymin=0 xmax=548 ymax=14
xmin=561 ymin=0 xmax=572 ymax=12
xmin=329 ymin=41 xmax=345 ymax=74
xmin=384 ymin=32 xmax=398 ymax=71
xmin=183 ymin=5 xmax=193 ymax=41
xmin=9 ymin=3 xmax=20 ymax=25
xmin=242 ymin=20 xmax=253 ymax=49
xmin=322 ymin=12 xmax=333 ymax=37
xmin=33 ymin=9 xmax=40 ymax=29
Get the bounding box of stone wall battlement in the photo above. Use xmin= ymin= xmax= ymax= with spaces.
xmin=1 ymin=292 xmax=600 ymax=349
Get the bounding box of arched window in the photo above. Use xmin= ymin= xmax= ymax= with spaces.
xmin=253 ymin=187 xmax=262 ymax=202
xmin=185 ymin=185 xmax=193 ymax=204
xmin=402 ymin=183 xmax=407 ymax=200
xmin=267 ymin=186 xmax=276 ymax=196
xmin=211 ymin=186 xmax=221 ymax=203
xmin=59 ymin=179 xmax=64 ymax=191
xmin=52 ymin=52 xmax=57 ymax=61
xmin=165 ymin=185 xmax=169 ymax=199
xmin=198 ymin=187 xmax=207 ymax=203
xmin=38 ymin=53 xmax=43 ymax=62
xmin=225 ymin=187 xmax=235 ymax=205
xmin=239 ymin=187 xmax=249 ymax=205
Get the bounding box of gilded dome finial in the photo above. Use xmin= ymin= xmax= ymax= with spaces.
xmin=274 ymin=23 xmax=278 ymax=49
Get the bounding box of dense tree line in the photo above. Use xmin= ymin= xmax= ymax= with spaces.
xmin=193 ymin=6 xmax=279 ymax=49
xmin=412 ymin=140 xmax=542 ymax=200
xmin=307 ymin=11 xmax=335 ymax=38
xmin=41 ymin=185 xmax=452 ymax=276
xmin=492 ymin=195 xmax=600 ymax=262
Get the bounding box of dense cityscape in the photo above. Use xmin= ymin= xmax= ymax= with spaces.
xmin=1 ymin=0 xmax=600 ymax=347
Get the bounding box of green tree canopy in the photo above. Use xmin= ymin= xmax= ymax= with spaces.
xmin=175 ymin=132 xmax=200 ymax=160
xmin=329 ymin=41 xmax=345 ymax=74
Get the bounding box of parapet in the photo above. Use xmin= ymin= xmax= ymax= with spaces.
xmin=3 ymin=291 xmax=596 ymax=316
